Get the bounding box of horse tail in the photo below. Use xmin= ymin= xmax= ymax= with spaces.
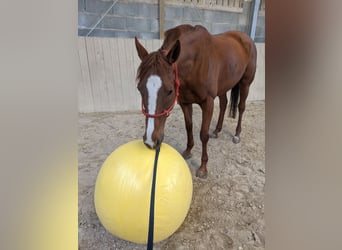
xmin=228 ymin=83 xmax=240 ymax=119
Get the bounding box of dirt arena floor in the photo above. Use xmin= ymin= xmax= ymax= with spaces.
xmin=79 ymin=100 xmax=265 ymax=250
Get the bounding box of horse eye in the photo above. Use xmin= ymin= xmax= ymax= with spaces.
xmin=167 ymin=90 xmax=173 ymax=96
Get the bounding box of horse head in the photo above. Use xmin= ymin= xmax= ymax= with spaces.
xmin=135 ymin=37 xmax=181 ymax=149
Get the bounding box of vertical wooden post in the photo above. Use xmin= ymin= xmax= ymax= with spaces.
xmin=159 ymin=0 xmax=165 ymax=39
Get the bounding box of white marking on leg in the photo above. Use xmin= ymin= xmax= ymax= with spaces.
xmin=145 ymin=75 xmax=162 ymax=147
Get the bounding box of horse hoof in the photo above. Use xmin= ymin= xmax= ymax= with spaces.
xmin=210 ymin=132 xmax=218 ymax=139
xmin=232 ymin=136 xmax=240 ymax=144
xmin=182 ymin=151 xmax=192 ymax=159
xmin=196 ymin=169 xmax=208 ymax=179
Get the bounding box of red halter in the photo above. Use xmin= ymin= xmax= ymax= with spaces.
xmin=141 ymin=63 xmax=180 ymax=118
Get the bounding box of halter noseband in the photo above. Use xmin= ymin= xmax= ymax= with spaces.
xmin=141 ymin=62 xmax=180 ymax=118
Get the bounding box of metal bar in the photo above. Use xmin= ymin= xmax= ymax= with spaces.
xmin=249 ymin=0 xmax=260 ymax=40
xmin=86 ymin=0 xmax=119 ymax=37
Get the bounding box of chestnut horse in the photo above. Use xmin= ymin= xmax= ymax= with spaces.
xmin=135 ymin=25 xmax=257 ymax=178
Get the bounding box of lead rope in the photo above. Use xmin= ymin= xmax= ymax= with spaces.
xmin=147 ymin=145 xmax=161 ymax=250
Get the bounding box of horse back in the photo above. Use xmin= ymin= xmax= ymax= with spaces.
xmin=163 ymin=25 xmax=257 ymax=101
xmin=163 ymin=25 xmax=256 ymax=65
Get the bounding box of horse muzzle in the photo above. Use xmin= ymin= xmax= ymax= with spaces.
xmin=143 ymin=135 xmax=163 ymax=149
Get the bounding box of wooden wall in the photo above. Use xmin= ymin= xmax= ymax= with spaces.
xmin=78 ymin=37 xmax=264 ymax=112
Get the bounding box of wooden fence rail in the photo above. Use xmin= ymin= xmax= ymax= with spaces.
xmin=166 ymin=0 xmax=244 ymax=12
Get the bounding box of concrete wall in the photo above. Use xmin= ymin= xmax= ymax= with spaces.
xmin=78 ymin=37 xmax=265 ymax=113
xmin=78 ymin=0 xmax=265 ymax=42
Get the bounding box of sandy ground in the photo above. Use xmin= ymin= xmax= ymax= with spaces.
xmin=79 ymin=100 xmax=265 ymax=250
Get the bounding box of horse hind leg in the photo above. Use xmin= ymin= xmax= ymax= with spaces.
xmin=233 ymin=79 xmax=251 ymax=144
xmin=233 ymin=38 xmax=257 ymax=143
xmin=212 ymin=94 xmax=228 ymax=138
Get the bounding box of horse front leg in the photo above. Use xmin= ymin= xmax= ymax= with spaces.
xmin=197 ymin=97 xmax=214 ymax=179
xmin=180 ymin=103 xmax=194 ymax=159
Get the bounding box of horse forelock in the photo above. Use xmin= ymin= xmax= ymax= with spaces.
xmin=137 ymin=51 xmax=170 ymax=85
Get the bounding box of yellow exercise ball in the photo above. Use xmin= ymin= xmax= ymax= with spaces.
xmin=94 ymin=140 xmax=193 ymax=244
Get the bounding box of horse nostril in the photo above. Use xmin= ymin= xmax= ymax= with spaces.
xmin=144 ymin=138 xmax=156 ymax=149
xmin=144 ymin=141 xmax=153 ymax=149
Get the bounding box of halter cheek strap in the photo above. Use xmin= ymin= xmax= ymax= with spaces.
xmin=141 ymin=63 xmax=180 ymax=118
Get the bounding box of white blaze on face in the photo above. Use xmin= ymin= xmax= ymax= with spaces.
xmin=145 ymin=75 xmax=162 ymax=147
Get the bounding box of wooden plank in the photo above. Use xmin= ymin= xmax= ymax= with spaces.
xmin=130 ymin=38 xmax=142 ymax=110
xmin=133 ymin=38 xmax=142 ymax=110
xmin=132 ymin=38 xmax=140 ymax=73
xmin=167 ymin=0 xmax=243 ymax=12
xmin=108 ymin=38 xmax=124 ymax=111
xmin=117 ymin=38 xmax=132 ymax=110
xmin=98 ymin=37 xmax=112 ymax=111
xmin=96 ymin=37 xmax=110 ymax=111
xmin=85 ymin=38 xmax=96 ymax=110
xmin=125 ymin=38 xmax=140 ymax=110
xmin=78 ymin=37 xmax=94 ymax=112
xmin=85 ymin=38 xmax=100 ymax=111
xmin=101 ymin=38 xmax=116 ymax=111
xmin=88 ymin=37 xmax=110 ymax=111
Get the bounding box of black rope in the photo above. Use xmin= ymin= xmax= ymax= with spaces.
xmin=147 ymin=146 xmax=160 ymax=250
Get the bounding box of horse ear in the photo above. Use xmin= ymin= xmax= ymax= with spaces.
xmin=166 ymin=40 xmax=181 ymax=64
xmin=135 ymin=37 xmax=148 ymax=61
